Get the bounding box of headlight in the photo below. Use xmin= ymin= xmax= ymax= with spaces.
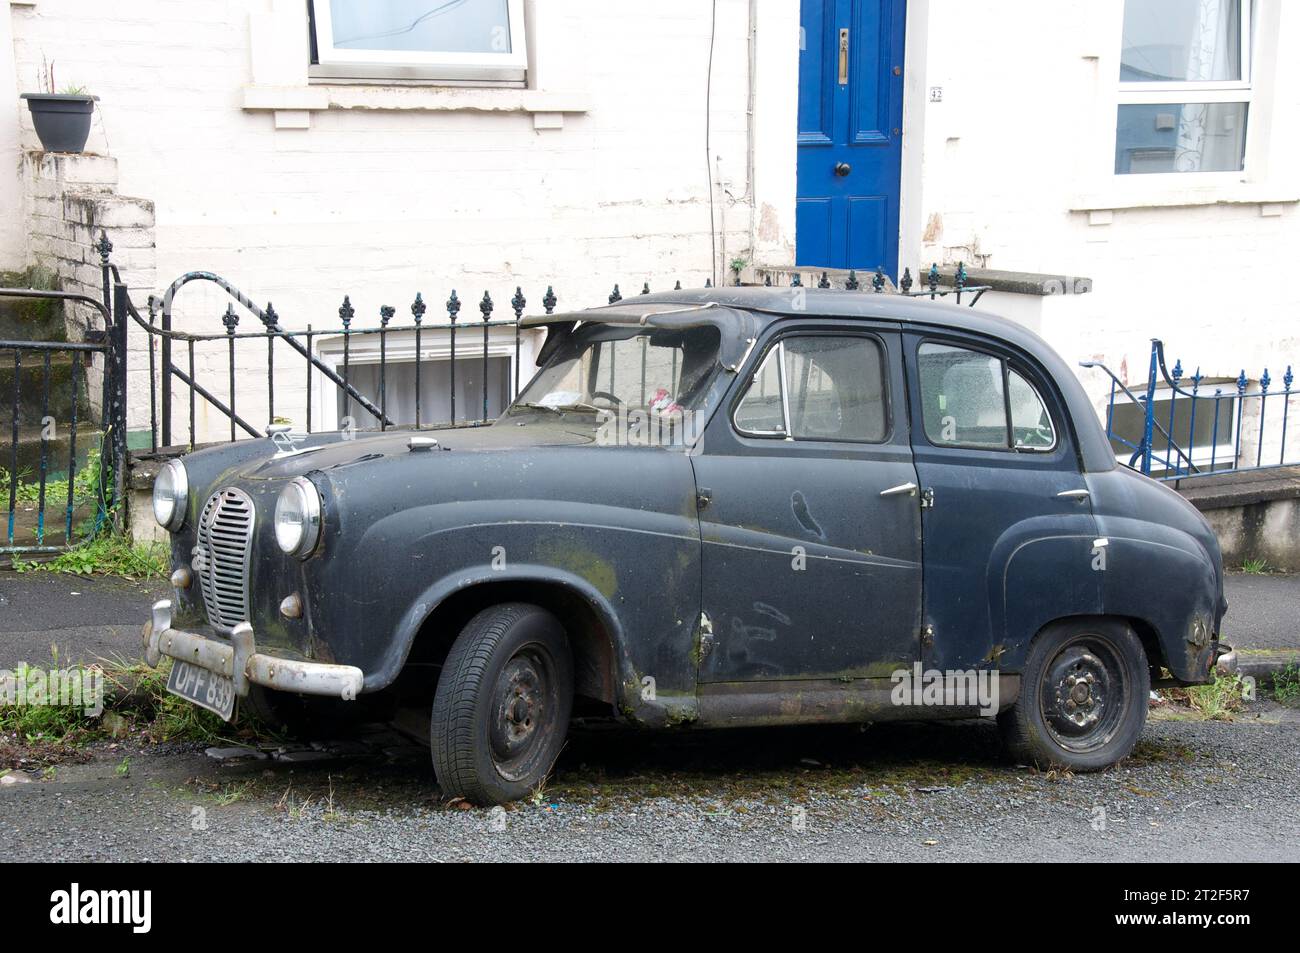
xmin=275 ymin=477 xmax=322 ymax=559
xmin=152 ymin=459 xmax=188 ymax=531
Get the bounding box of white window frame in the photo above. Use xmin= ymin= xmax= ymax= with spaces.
xmin=1109 ymin=386 xmax=1238 ymax=473
xmin=1115 ymin=0 xmax=1253 ymax=179
xmin=310 ymin=326 xmax=540 ymax=432
xmin=309 ymin=0 xmax=528 ymax=85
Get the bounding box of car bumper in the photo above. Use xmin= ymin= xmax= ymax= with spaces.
xmin=1213 ymin=642 xmax=1238 ymax=676
xmin=142 ymin=600 xmax=365 ymax=699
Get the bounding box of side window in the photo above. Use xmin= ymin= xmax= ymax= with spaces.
xmin=1008 ymin=370 xmax=1056 ymax=450
xmin=733 ymin=347 xmax=786 ymax=434
xmin=918 ymin=344 xmax=1008 ymax=448
xmin=734 ymin=335 xmax=888 ymax=442
xmin=917 ymin=342 xmax=1057 ymax=452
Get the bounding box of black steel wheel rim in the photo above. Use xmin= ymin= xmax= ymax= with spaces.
xmin=1039 ymin=636 xmax=1128 ymax=753
xmin=489 ymin=644 xmax=558 ymax=782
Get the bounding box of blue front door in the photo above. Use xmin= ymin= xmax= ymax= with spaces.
xmin=796 ymin=0 xmax=906 ymax=277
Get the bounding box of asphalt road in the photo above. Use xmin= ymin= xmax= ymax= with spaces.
xmin=1222 ymin=572 xmax=1299 ymax=651
xmin=0 ymin=573 xmax=166 ymax=668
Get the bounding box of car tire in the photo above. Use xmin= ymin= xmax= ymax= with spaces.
xmin=430 ymin=603 xmax=574 ymax=806
xmin=998 ymin=618 xmax=1150 ymax=772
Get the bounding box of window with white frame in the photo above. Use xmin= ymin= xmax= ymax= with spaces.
xmin=310 ymin=326 xmax=539 ymax=432
xmin=1108 ymin=389 xmax=1238 ymax=473
xmin=1116 ymin=0 xmax=1251 ymax=174
xmin=309 ymin=0 xmax=527 ymax=84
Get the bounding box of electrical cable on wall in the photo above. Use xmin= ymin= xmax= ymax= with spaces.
xmin=705 ymin=0 xmax=718 ymax=287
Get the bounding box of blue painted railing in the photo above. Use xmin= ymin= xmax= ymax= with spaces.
xmin=1081 ymin=339 xmax=1295 ymax=482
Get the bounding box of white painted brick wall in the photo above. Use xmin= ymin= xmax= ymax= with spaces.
xmin=20 ymin=152 xmax=157 ymax=434
xmin=9 ymin=0 xmax=1296 ymax=461
xmin=907 ymin=0 xmax=1300 ymax=395
xmin=10 ymin=0 xmax=800 ymax=444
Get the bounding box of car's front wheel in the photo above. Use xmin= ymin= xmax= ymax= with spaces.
xmin=998 ymin=618 xmax=1150 ymax=772
xmin=430 ymin=603 xmax=574 ymax=805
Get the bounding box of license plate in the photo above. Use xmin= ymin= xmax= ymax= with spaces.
xmin=166 ymin=660 xmax=236 ymax=721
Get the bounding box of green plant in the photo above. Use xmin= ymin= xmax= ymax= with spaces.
xmin=729 ymin=257 xmax=748 ymax=275
xmin=1 ymin=449 xmax=103 ymax=508
xmin=114 ymin=756 xmax=130 ymax=778
xmin=1178 ymin=672 xmax=1248 ymax=720
xmin=2 ymin=653 xmax=276 ymax=771
xmin=1272 ymin=665 xmax=1300 ymax=705
xmin=0 ymin=661 xmax=99 ymax=745
xmin=1241 ymin=557 xmax=1270 ymax=574
xmin=33 ymin=56 xmax=86 ymax=96
xmin=14 ymin=534 xmax=167 ymax=580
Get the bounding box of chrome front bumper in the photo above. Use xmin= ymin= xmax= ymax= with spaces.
xmin=142 ymin=600 xmax=364 ymax=700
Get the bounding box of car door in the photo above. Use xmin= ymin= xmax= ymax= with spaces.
xmin=693 ymin=323 xmax=922 ymax=682
xmin=902 ymin=330 xmax=1100 ymax=672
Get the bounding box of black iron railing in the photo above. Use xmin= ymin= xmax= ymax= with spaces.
xmin=0 ymin=284 xmax=125 ymax=554
xmin=106 ymin=238 xmax=988 ymax=452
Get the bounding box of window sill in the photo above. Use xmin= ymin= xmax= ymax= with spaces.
xmin=241 ymin=84 xmax=590 ymax=130
xmin=1070 ymin=181 xmax=1300 ymax=214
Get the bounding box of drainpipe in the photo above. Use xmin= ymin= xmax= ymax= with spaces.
xmin=716 ymin=154 xmax=728 ymax=282
xmin=745 ymin=0 xmax=757 ymax=276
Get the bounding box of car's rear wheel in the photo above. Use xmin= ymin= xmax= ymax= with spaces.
xmin=998 ymin=618 xmax=1149 ymax=772
xmin=430 ymin=603 xmax=573 ymax=805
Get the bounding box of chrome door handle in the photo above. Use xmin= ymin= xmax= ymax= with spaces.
xmin=880 ymin=482 xmax=918 ymax=498
xmin=1057 ymin=489 xmax=1090 ymax=501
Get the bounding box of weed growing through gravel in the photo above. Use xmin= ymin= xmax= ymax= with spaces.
xmin=1165 ymin=672 xmax=1249 ymax=721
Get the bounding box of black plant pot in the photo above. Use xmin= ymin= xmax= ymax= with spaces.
xmin=20 ymin=93 xmax=97 ymax=154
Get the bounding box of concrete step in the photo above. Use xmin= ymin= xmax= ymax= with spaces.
xmin=0 ymin=352 xmax=94 ymax=426
xmin=0 ymin=272 xmax=70 ymax=342
xmin=3 ymin=429 xmax=104 ymax=481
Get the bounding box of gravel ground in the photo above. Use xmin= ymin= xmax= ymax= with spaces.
xmin=3 ymin=703 xmax=1297 ymax=862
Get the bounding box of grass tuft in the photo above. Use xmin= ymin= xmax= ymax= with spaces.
xmin=1271 ymin=665 xmax=1300 ymax=705
xmin=1166 ymin=672 xmax=1249 ymax=721
xmin=13 ymin=535 xmax=168 ymax=580
xmin=1 ymin=652 xmax=278 ymax=770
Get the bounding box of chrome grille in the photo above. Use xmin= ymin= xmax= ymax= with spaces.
xmin=193 ymin=487 xmax=255 ymax=633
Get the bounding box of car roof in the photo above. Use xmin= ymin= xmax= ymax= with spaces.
xmin=527 ymin=287 xmax=1115 ymax=472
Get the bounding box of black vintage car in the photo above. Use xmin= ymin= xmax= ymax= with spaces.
xmin=143 ymin=288 xmax=1232 ymax=805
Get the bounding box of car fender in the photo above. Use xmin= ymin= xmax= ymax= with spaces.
xmin=993 ymin=529 xmax=1105 ymax=671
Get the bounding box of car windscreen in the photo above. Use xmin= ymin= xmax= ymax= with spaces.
xmin=504 ymin=323 xmax=723 ymax=442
